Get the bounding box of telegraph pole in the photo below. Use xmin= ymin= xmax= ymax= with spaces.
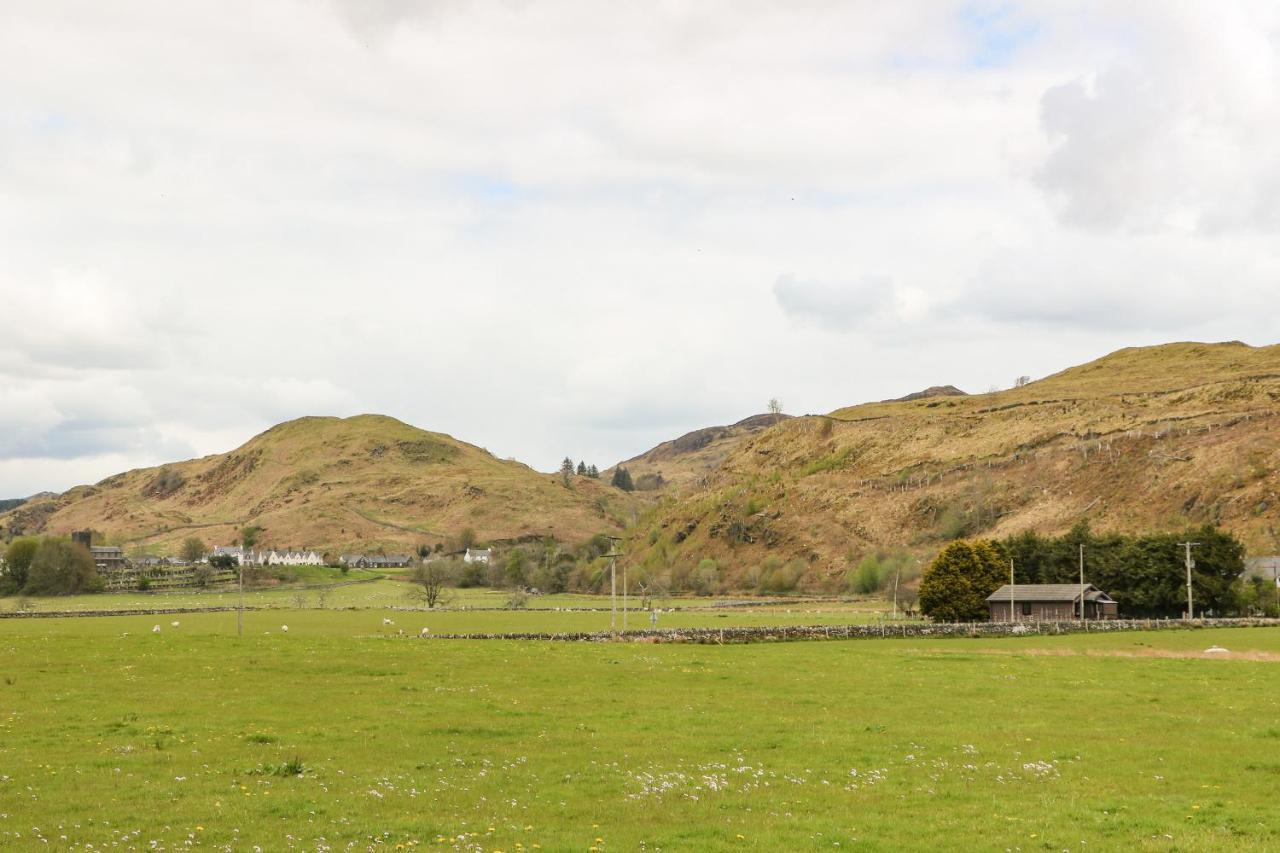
xmin=1178 ymin=541 xmax=1200 ymax=619
xmin=1009 ymin=558 xmax=1015 ymax=622
xmin=892 ymin=564 xmax=901 ymax=620
xmin=1079 ymin=543 xmax=1085 ymax=621
xmin=237 ymin=559 xmax=244 ymax=637
xmin=605 ymin=536 xmax=623 ymax=638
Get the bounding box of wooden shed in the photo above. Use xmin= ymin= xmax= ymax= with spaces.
xmin=986 ymin=584 xmax=1119 ymax=622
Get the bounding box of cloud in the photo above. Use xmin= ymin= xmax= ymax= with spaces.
xmin=1034 ymin=4 xmax=1280 ymax=233
xmin=0 ymin=1 xmax=1278 ymax=495
xmin=773 ymin=274 xmax=895 ymax=331
xmin=0 ymin=270 xmax=175 ymax=372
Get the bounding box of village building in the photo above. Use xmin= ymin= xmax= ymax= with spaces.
xmin=262 ymin=550 xmax=324 ymax=566
xmin=340 ymin=554 xmax=412 ymax=568
xmin=211 ymin=545 xmax=264 ymax=565
xmin=464 ymin=547 xmax=492 ymax=565
xmin=986 ymin=584 xmax=1119 ymax=622
xmin=1246 ymin=556 xmax=1280 ymax=581
xmin=88 ymin=546 xmax=127 ymax=572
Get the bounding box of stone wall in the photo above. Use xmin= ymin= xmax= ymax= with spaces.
xmin=417 ymin=617 xmax=1280 ymax=644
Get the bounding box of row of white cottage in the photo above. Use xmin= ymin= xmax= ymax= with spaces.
xmin=211 ymin=546 xmax=324 ymax=566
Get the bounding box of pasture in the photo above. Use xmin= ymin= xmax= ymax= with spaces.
xmin=1 ymin=609 xmax=1278 ymax=850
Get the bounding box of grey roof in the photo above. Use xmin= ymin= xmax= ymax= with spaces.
xmin=986 ymin=583 xmax=1114 ymax=603
xmin=1246 ymin=557 xmax=1280 ymax=574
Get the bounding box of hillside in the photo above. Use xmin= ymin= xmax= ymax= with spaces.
xmin=608 ymin=413 xmax=791 ymax=492
xmin=0 ymin=415 xmax=635 ymax=554
xmin=623 ymin=341 xmax=1280 ymax=588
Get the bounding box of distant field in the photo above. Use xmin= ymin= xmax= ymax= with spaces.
xmin=2 ymin=575 xmax=896 ymax=620
xmin=0 ymin=601 xmax=902 ymax=634
xmin=1 ymin=616 xmax=1278 ymax=850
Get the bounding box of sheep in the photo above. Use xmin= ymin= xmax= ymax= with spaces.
xmin=170 ymin=621 xmax=180 ymax=628
xmin=420 ymin=627 xmax=430 ymax=636
xmin=281 ymin=625 xmax=289 ymax=633
xmin=382 ymin=617 xmax=394 ymax=626
xmin=152 ymin=625 xmax=161 ymax=633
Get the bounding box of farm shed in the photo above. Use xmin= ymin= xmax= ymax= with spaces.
xmin=986 ymin=584 xmax=1118 ymax=622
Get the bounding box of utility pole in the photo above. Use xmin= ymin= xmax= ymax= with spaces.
xmin=605 ymin=536 xmax=623 ymax=638
xmin=1079 ymin=543 xmax=1085 ymax=621
xmin=1178 ymin=541 xmax=1200 ymax=620
xmin=237 ymin=559 xmax=244 ymax=637
xmin=1009 ymin=558 xmax=1015 ymax=623
xmin=892 ymin=564 xmax=901 ymax=620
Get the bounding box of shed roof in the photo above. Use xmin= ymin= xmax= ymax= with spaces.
xmin=1246 ymin=556 xmax=1280 ymax=574
xmin=986 ymin=583 xmax=1115 ymax=603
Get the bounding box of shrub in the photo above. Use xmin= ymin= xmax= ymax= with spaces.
xmin=143 ymin=467 xmax=186 ymax=498
xmin=504 ymin=549 xmax=529 ymax=588
xmin=850 ymin=555 xmax=885 ymax=594
xmin=457 ymin=560 xmax=489 ymax=588
xmin=0 ymin=536 xmax=39 ymax=594
xmin=760 ymin=558 xmax=806 ymax=593
xmin=669 ymin=562 xmax=692 ymax=593
xmin=692 ymin=558 xmax=720 ymax=595
xmin=23 ymin=538 xmax=103 ymax=596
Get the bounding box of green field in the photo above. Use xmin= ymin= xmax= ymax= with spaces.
xmin=2 ymin=610 xmax=1279 ymax=850
xmin=4 ymin=575 xmax=896 ymax=622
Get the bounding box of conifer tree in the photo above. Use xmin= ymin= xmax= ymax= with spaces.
xmin=918 ymin=539 xmax=1005 ymax=622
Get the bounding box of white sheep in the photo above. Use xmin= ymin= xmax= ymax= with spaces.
xmin=171 ymin=621 xmax=180 ymax=628
xmin=281 ymin=625 xmax=289 ymax=633
xmin=420 ymin=627 xmax=430 ymax=636
xmin=152 ymin=625 xmax=161 ymax=633
xmin=382 ymin=617 xmax=394 ymax=626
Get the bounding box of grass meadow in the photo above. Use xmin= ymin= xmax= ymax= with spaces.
xmin=1 ymin=607 xmax=1279 ymax=851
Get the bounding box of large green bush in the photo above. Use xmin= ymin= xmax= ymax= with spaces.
xmin=0 ymin=536 xmax=40 ymax=594
xmin=22 ymin=538 xmax=103 ymax=596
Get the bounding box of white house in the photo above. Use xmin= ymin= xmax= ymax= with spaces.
xmin=263 ymin=550 xmax=324 ymax=566
xmin=463 ymin=547 xmax=492 ymax=564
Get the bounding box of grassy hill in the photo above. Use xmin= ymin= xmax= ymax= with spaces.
xmin=0 ymin=415 xmax=636 ymax=554
xmin=623 ymin=341 xmax=1280 ymax=589
xmin=607 ymin=413 xmax=791 ymax=493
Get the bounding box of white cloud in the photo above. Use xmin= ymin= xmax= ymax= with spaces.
xmin=1035 ymin=3 xmax=1280 ymax=233
xmin=773 ymin=274 xmax=895 ymax=330
xmin=0 ymin=1 xmax=1277 ymax=496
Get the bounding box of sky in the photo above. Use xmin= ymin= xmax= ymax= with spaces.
xmin=2 ymin=0 xmax=1279 ymax=496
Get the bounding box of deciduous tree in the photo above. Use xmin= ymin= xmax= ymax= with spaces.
xmin=23 ymin=538 xmax=102 ymax=596
xmin=180 ymin=536 xmax=207 ymax=564
xmin=0 ymin=536 xmax=39 ymax=594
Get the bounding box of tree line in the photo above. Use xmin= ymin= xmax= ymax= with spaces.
xmin=919 ymin=523 xmax=1250 ymax=621
xmin=0 ymin=536 xmax=103 ymax=597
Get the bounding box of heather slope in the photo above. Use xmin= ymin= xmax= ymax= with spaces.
xmin=1 ymin=415 xmax=634 ymax=553
xmin=624 ymin=341 xmax=1280 ymax=588
xmin=607 ymin=413 xmax=791 ymax=492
